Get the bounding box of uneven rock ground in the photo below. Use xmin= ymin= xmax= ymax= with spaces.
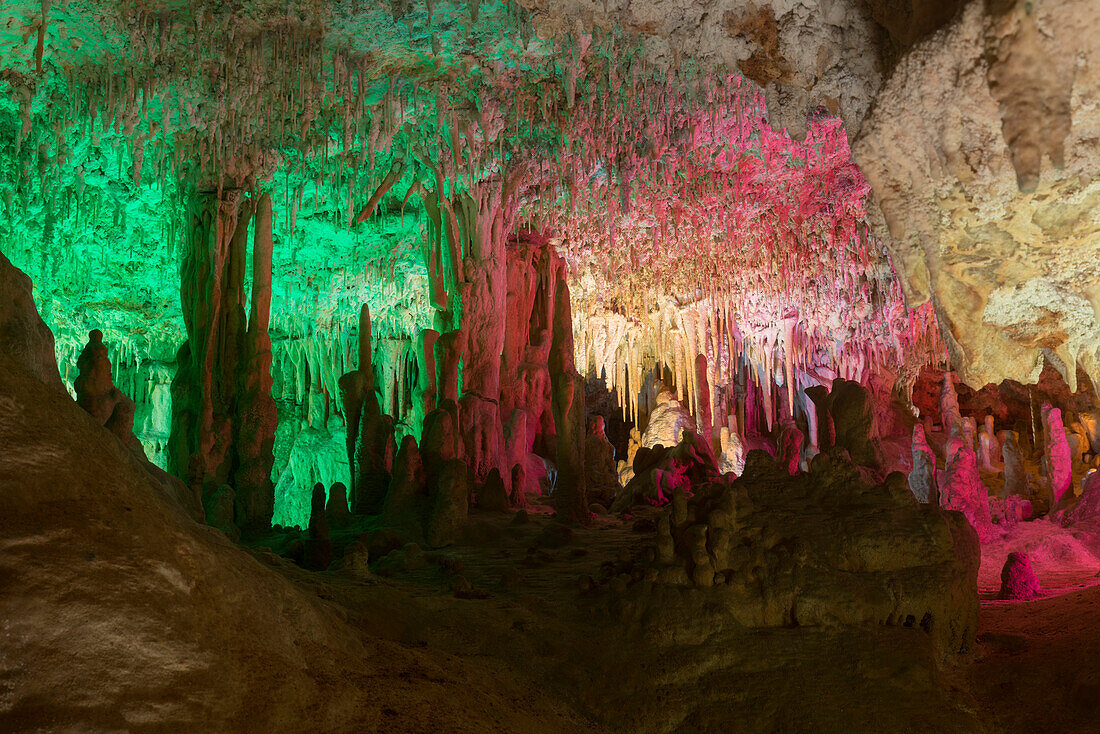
xmin=0 ymin=354 xmax=594 ymax=734
xmin=970 ymin=531 xmax=1100 ymax=734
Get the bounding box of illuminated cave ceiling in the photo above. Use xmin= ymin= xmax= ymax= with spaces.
xmin=2 ymin=0 xmax=1098 ymax=409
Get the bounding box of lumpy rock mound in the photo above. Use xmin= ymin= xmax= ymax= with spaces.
xmin=609 ymin=447 xmax=980 ymax=658
xmin=999 ymin=552 xmax=1041 ymax=601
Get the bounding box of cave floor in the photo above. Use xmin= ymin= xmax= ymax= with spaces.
xmin=246 ymin=502 xmax=1100 ymax=733
xmin=249 ymin=502 xmax=987 ymax=733
xmin=967 ymin=519 xmax=1100 ymax=734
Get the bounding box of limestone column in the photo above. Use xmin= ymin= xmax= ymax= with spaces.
xmin=234 ymin=192 xmax=278 ymax=529
xmin=549 ymin=276 xmax=588 ymax=522
xmin=694 ymin=353 xmax=713 ymax=451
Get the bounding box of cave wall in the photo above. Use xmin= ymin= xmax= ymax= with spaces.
xmin=854 ymin=0 xmax=1100 ymax=392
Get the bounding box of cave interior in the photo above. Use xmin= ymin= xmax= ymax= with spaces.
xmin=3 ymin=1 xmax=1100 ymax=732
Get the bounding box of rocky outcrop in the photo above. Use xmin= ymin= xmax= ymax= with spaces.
xmin=854 ymin=0 xmax=1100 ymax=392
xmin=603 ymin=449 xmax=979 ymax=658
xmin=0 ymin=250 xmax=65 ymax=395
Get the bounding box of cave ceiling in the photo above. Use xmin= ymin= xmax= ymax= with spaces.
xmin=0 ymin=0 xmax=1097 ymax=395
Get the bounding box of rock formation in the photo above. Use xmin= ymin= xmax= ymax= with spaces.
xmin=1002 ymin=430 xmax=1029 ymax=498
xmin=941 ymin=436 xmax=994 ymax=542
xmin=605 ymin=449 xmax=979 ymax=657
xmin=717 ymin=426 xmax=746 ymax=477
xmin=75 ymin=329 xmax=142 ymax=453
xmin=426 ymin=459 xmax=470 ymax=548
xmin=854 ymin=0 xmax=1100 ymax=392
xmin=909 ymin=424 xmax=938 ymax=504
xmin=168 ymin=189 xmax=278 ymax=531
xmin=304 ymin=482 xmax=332 ymax=571
xmin=825 ymin=379 xmax=883 ymax=470
xmin=998 ymin=552 xmax=1041 ymax=601
xmin=0 ymin=251 xmax=66 ymax=395
xmin=584 ymin=416 xmax=620 ymax=506
xmin=339 ymin=304 xmax=395 ymax=516
xmin=1042 ymin=404 xmax=1073 ymax=505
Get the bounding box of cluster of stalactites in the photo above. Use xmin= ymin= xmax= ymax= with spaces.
xmin=575 ymin=293 xmax=943 ymax=437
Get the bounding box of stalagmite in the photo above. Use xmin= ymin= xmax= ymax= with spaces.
xmin=805 ymin=385 xmax=834 ymax=450
xmin=339 ymin=304 xmax=395 ymax=515
xmin=961 ymin=416 xmax=977 ymax=452
xmin=414 ymin=328 xmax=439 ymax=420
xmin=549 ymin=277 xmax=587 ymax=522
xmin=1042 ymin=404 xmax=1072 ymax=505
xmin=303 ymin=483 xmax=332 ymax=571
xmin=168 ymin=188 xmax=278 ymax=529
xmin=584 ymin=416 xmax=619 ymax=505
xmin=694 ymin=353 xmax=713 ymax=451
xmin=1002 ymin=430 xmax=1028 ymax=498
xmin=978 ymin=422 xmax=1001 ymax=474
xmin=941 ymin=435 xmax=994 ymax=541
xmin=910 ymin=424 xmax=938 ymax=504
xmin=325 ymin=482 xmax=351 ymax=526
xmin=940 ymin=371 xmax=962 ymax=434
xmin=75 ymin=329 xmax=141 ymax=454
xmin=776 ymin=420 xmax=803 ymax=475
xmin=435 ymin=329 xmax=464 ymax=403
xmin=717 ymin=426 xmax=745 ymax=476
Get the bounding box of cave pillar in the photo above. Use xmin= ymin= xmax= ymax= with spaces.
xmin=434 ymin=329 xmax=465 ymax=404
xmin=170 ymin=188 xmax=279 ymax=530
xmin=234 ymin=192 xmax=278 ymax=529
xmin=338 ymin=304 xmax=394 ymax=515
xmin=413 ymin=328 xmax=439 ymax=422
xmin=452 ymin=188 xmax=508 ymax=486
xmin=549 ymin=276 xmax=588 ymax=522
